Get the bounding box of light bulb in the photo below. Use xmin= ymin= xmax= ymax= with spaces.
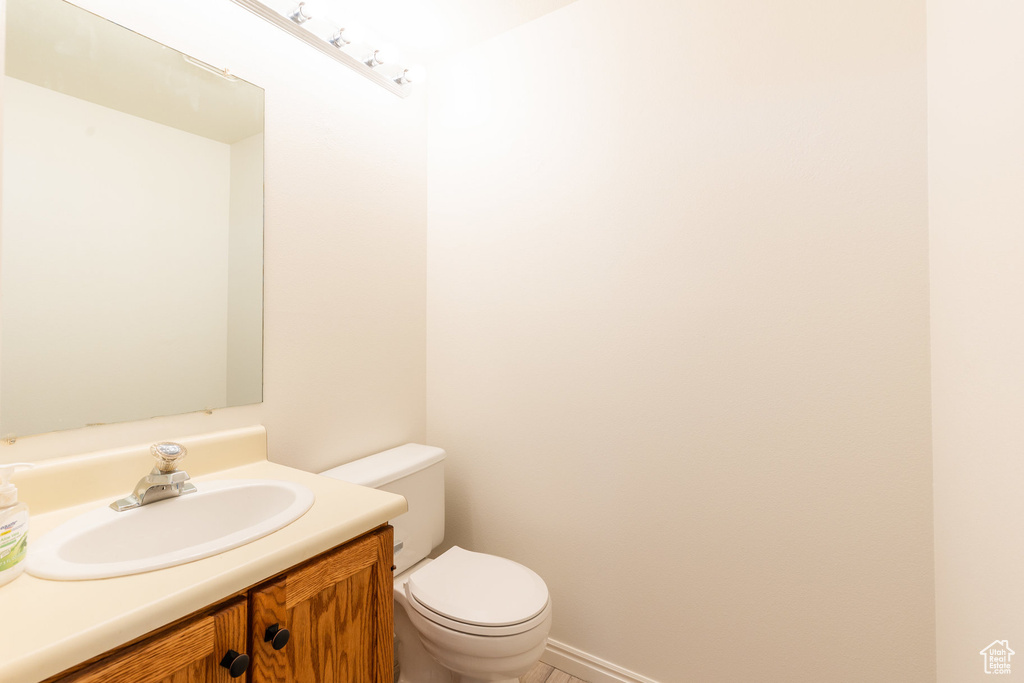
xmin=396 ymin=65 xmax=426 ymax=85
xmin=329 ymin=27 xmax=353 ymax=47
xmin=288 ymin=1 xmax=313 ymax=24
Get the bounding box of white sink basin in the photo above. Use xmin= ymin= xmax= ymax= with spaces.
xmin=26 ymin=480 xmax=315 ymax=580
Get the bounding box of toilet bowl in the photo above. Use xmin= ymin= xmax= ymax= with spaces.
xmin=321 ymin=445 xmax=552 ymax=683
xmin=395 ymin=548 xmax=552 ymax=683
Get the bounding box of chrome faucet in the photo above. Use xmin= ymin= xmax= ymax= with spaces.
xmin=110 ymin=442 xmax=197 ymax=511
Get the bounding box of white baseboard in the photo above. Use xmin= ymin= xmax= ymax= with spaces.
xmin=541 ymin=639 xmax=661 ymax=683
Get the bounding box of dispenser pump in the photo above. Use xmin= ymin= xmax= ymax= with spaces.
xmin=0 ymin=463 xmax=33 ymax=508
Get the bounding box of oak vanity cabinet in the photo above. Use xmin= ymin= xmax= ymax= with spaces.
xmin=52 ymin=599 xmax=249 ymax=683
xmin=249 ymin=528 xmax=394 ymax=683
xmin=45 ymin=526 xmax=394 ymax=683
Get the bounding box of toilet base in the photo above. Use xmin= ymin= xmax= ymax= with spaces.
xmin=395 ymin=599 xmax=454 ymax=683
xmin=393 ymin=560 xmax=550 ymax=683
xmin=395 ymin=600 xmax=543 ymax=683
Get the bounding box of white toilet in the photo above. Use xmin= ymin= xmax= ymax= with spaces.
xmin=321 ymin=444 xmax=552 ymax=683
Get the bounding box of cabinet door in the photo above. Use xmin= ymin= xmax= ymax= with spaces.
xmin=250 ymin=526 xmax=394 ymax=683
xmin=54 ymin=598 xmax=249 ymax=683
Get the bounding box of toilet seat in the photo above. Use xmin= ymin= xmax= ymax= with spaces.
xmin=406 ymin=546 xmax=550 ymax=637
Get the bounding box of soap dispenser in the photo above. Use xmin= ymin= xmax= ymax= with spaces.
xmin=0 ymin=462 xmax=34 ymax=588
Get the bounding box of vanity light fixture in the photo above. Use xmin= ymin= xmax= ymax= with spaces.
xmin=395 ymin=66 xmax=425 ymax=86
xmin=365 ymin=49 xmax=386 ymax=68
xmin=329 ymin=27 xmax=353 ymax=48
xmin=287 ymin=1 xmax=312 ymax=24
xmin=228 ymin=0 xmax=420 ymax=98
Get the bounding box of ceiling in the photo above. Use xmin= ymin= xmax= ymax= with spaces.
xmin=291 ymin=0 xmax=580 ymax=64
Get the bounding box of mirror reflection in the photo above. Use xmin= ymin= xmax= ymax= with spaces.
xmin=1 ymin=0 xmax=265 ymax=438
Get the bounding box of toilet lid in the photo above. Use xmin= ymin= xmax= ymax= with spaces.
xmin=407 ymin=546 xmax=549 ymax=627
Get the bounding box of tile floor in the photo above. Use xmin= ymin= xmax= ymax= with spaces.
xmin=520 ymin=662 xmax=590 ymax=683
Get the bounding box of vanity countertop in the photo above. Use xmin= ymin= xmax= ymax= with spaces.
xmin=0 ymin=427 xmax=407 ymax=683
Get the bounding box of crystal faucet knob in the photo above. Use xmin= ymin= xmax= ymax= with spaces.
xmin=151 ymin=442 xmax=188 ymax=472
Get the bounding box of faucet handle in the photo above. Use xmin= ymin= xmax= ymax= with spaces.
xmin=151 ymin=442 xmax=188 ymax=473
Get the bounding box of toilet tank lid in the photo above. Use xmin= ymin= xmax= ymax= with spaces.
xmin=320 ymin=443 xmax=446 ymax=488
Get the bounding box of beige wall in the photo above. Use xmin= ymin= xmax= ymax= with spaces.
xmin=929 ymin=1 xmax=1024 ymax=681
xmin=426 ymin=1 xmax=933 ymax=680
xmin=0 ymin=0 xmax=427 ymax=470
xmin=0 ymin=0 xmax=962 ymax=679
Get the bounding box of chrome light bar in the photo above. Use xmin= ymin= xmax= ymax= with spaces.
xmin=229 ymin=0 xmax=415 ymax=98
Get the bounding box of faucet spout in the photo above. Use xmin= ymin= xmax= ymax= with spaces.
xmin=110 ymin=442 xmax=197 ymax=511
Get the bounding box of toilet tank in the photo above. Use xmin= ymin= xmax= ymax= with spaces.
xmin=320 ymin=444 xmax=445 ymax=575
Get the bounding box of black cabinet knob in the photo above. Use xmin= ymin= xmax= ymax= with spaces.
xmin=219 ymin=650 xmax=250 ymax=678
xmin=264 ymin=623 xmax=291 ymax=651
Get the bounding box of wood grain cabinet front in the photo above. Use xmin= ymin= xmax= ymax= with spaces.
xmin=250 ymin=527 xmax=394 ymax=683
xmin=44 ymin=526 xmax=394 ymax=683
xmin=54 ymin=598 xmax=249 ymax=683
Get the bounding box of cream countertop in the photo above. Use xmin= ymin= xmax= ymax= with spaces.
xmin=0 ymin=426 xmax=407 ymax=683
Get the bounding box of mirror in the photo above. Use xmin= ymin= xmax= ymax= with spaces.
xmin=1 ymin=0 xmax=265 ymax=438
